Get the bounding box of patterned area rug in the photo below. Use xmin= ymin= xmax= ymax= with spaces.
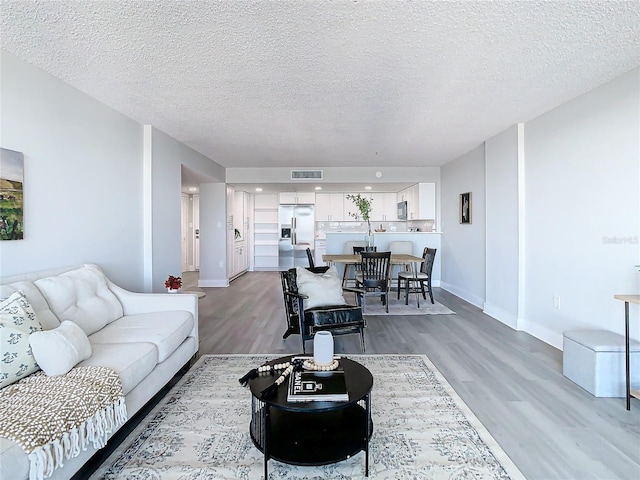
xmin=91 ymin=355 xmax=524 ymax=480
xmin=361 ymin=296 xmax=456 ymax=315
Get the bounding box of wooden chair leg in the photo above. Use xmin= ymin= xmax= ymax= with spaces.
xmin=420 ymin=281 xmax=426 ymax=300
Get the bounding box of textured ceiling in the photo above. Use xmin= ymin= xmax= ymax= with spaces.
xmin=1 ymin=0 xmax=639 ymax=170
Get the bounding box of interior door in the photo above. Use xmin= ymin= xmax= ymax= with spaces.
xmin=193 ymin=195 xmax=200 ymax=270
xmin=181 ymin=194 xmax=189 ymax=273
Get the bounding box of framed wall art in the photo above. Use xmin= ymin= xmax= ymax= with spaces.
xmin=459 ymin=192 xmax=471 ymax=224
xmin=0 ymin=148 xmax=24 ymax=240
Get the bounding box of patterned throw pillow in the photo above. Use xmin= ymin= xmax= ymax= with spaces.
xmin=0 ymin=291 xmax=43 ymax=388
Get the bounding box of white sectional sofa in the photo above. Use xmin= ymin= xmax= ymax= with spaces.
xmin=0 ymin=264 xmax=199 ymax=480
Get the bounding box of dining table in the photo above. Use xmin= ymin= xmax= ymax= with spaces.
xmin=322 ymin=253 xmax=426 ymax=307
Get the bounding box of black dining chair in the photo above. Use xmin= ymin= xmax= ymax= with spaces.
xmin=397 ymin=247 xmax=437 ymax=306
xmin=355 ymin=251 xmax=391 ymax=313
xmin=305 ymin=247 xmax=315 ymax=269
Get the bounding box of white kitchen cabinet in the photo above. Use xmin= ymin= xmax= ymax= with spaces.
xmin=315 ymin=193 xmax=345 ymax=221
xmin=233 ymin=241 xmax=248 ymax=277
xmin=279 ymin=192 xmax=315 ymax=204
xmin=369 ymin=192 xmax=398 ymax=221
xmin=398 ymin=183 xmax=435 ymax=220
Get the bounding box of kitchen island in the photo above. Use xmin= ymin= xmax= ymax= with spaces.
xmin=323 ymin=231 xmax=441 ymax=286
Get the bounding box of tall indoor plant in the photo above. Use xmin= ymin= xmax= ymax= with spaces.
xmin=346 ymin=194 xmax=374 ymax=249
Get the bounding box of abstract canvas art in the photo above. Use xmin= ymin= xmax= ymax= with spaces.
xmin=0 ymin=148 xmax=24 ymax=240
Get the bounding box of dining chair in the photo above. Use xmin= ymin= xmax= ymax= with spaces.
xmin=355 ymin=251 xmax=392 ymax=313
xmin=305 ymin=247 xmax=315 ymax=269
xmin=388 ymin=240 xmax=414 ymax=291
xmin=341 ymin=241 xmax=366 ymax=287
xmin=397 ymin=247 xmax=437 ymax=306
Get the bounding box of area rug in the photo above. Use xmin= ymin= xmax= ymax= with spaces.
xmin=91 ymin=355 xmax=524 ymax=480
xmin=361 ymin=296 xmax=456 ymax=316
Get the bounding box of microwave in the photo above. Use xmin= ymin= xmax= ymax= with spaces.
xmin=397 ymin=201 xmax=407 ymax=220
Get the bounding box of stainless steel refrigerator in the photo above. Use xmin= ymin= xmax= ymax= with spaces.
xmin=279 ymin=204 xmax=315 ymax=270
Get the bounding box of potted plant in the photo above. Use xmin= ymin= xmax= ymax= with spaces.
xmin=346 ymin=194 xmax=374 ymax=249
xmin=165 ymin=275 xmax=182 ymax=293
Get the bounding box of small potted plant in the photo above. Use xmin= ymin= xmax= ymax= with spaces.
xmin=165 ymin=275 xmax=182 ymax=293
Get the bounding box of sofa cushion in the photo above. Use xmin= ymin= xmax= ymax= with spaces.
xmin=0 ymin=281 xmax=60 ymax=331
xmin=0 ymin=291 xmax=43 ymax=388
xmin=88 ymin=311 xmax=193 ymax=363
xmin=29 ymin=321 xmax=92 ymax=376
xmin=34 ymin=265 xmax=123 ymax=335
xmin=79 ymin=342 xmax=158 ymax=395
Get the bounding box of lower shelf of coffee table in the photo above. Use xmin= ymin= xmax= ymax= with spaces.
xmin=251 ymin=403 xmax=372 ymax=466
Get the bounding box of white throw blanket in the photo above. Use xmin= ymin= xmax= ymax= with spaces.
xmin=0 ymin=366 xmax=127 ymax=480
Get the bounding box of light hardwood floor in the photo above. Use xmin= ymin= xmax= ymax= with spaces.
xmin=191 ymin=271 xmax=640 ymax=480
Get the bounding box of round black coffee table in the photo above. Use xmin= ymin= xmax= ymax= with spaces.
xmin=248 ymin=355 xmax=373 ymax=478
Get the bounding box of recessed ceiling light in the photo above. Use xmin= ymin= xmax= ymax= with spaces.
xmin=365 ymin=186 xmax=372 ymax=190
xmin=315 ymin=186 xmax=322 ymax=190
xmin=255 ymin=187 xmax=263 ymax=192
xmin=188 ymin=187 xmax=197 ymax=192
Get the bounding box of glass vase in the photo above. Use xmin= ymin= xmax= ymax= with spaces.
xmin=364 ymin=231 xmax=375 ymax=251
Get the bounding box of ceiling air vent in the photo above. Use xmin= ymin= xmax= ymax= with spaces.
xmin=291 ymin=170 xmax=323 ymax=180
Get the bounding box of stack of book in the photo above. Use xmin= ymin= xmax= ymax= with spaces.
xmin=287 ymin=366 xmax=349 ymax=402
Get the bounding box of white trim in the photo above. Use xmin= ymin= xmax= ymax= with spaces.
xmin=143 ymin=125 xmax=153 ymax=293
xmin=198 ymin=279 xmax=229 ymax=288
xmin=483 ymin=302 xmax=518 ymax=329
xmin=519 ymin=318 xmax=563 ymax=350
xmin=440 ymin=281 xmax=484 ymax=308
xmin=517 ymin=123 xmax=526 ymax=329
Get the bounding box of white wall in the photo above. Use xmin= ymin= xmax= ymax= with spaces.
xmin=0 ymin=51 xmax=143 ymax=290
xmin=440 ymin=145 xmax=486 ymax=307
xmin=227 ymin=166 xmax=440 ymax=184
xmin=440 ymin=68 xmax=639 ymax=348
xmin=523 ymin=68 xmax=640 ymax=347
xmin=198 ymin=182 xmax=229 ymax=287
xmin=148 ymin=128 xmax=224 ymax=291
xmin=484 ymin=125 xmax=521 ymax=328
xmin=0 ymin=51 xmax=227 ymax=292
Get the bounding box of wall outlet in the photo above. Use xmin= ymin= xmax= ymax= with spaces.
xmin=219 ymin=261 xmax=224 ymax=268
xmin=553 ymin=295 xmax=560 ymax=309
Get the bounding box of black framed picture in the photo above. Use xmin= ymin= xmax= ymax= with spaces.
xmin=459 ymin=192 xmax=471 ymax=224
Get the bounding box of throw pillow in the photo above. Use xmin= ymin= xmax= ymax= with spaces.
xmin=29 ymin=320 xmax=92 ymax=376
xmin=0 ymin=290 xmax=43 ymax=388
xmin=295 ymin=266 xmax=346 ymax=309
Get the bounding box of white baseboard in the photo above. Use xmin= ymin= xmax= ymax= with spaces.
xmin=439 ymin=281 xmax=484 ymax=308
xmin=483 ymin=302 xmax=518 ymax=329
xmin=518 ymin=319 xmax=563 ymax=350
xmin=198 ymin=279 xmax=229 ymax=288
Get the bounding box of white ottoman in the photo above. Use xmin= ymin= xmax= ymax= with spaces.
xmin=563 ymin=330 xmax=640 ymax=397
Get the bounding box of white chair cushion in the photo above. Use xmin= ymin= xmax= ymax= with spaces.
xmin=0 ymin=291 xmax=43 ymax=388
xmin=79 ymin=342 xmax=158 ymax=395
xmin=296 ymin=266 xmax=346 ymax=308
xmin=29 ymin=320 xmax=92 ymax=376
xmin=88 ymin=310 xmax=194 ymax=362
xmin=34 ymin=265 xmax=124 ymax=335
